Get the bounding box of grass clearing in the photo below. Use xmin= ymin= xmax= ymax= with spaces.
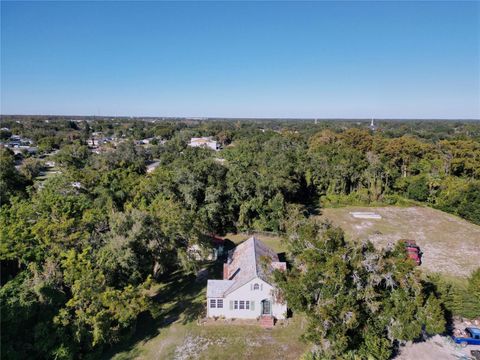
xmin=106 ymin=262 xmax=307 ymax=360
xmin=225 ymin=233 xmax=286 ymax=254
xmin=321 ymin=206 xmax=480 ymax=278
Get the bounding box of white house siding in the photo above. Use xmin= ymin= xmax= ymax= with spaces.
xmin=207 ymin=298 xmax=227 ymax=318
xmin=207 ymin=278 xmax=287 ymax=319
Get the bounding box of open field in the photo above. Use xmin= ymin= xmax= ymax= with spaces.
xmin=321 ymin=206 xmax=480 ymax=278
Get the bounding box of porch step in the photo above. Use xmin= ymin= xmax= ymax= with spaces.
xmin=259 ymin=315 xmax=275 ymax=329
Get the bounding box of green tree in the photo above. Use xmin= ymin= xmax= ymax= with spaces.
xmin=54 ymin=142 xmax=90 ymax=170
xmin=95 ymin=141 xmax=148 ymax=173
xmin=274 ymin=214 xmax=445 ymax=359
xmin=434 ymin=177 xmax=480 ymax=225
xmin=405 ymin=175 xmax=430 ymax=202
xmin=0 ymin=148 xmax=28 ymax=204
xmin=19 ymin=157 xmax=44 ymax=181
xmin=0 ymin=265 xmax=71 ymax=360
xmin=56 ymin=248 xmax=149 ymax=352
xmin=464 ymin=268 xmax=480 ymax=319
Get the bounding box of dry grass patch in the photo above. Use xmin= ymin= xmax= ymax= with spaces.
xmin=110 ymin=313 xmax=307 ymax=360
xmin=321 ymin=206 xmax=480 ymax=278
xmin=108 ymin=264 xmax=306 ymax=360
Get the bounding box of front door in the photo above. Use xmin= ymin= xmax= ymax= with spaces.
xmin=261 ymin=300 xmax=271 ymax=315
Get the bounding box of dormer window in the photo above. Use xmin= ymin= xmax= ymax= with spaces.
xmin=253 ymin=283 xmax=260 ymax=290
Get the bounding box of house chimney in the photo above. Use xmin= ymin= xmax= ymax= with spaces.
xmin=223 ymin=263 xmax=229 ymax=280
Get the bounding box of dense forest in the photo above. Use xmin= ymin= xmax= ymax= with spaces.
xmin=1 ymin=117 xmax=479 ymax=359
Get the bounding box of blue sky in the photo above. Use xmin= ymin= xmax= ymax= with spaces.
xmin=1 ymin=1 xmax=479 ymax=118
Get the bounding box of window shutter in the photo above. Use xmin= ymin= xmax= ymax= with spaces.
xmin=229 ymin=300 xmax=233 ymax=310
xmin=251 ymin=301 xmax=255 ymax=311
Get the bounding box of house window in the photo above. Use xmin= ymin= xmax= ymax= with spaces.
xmin=253 ymin=283 xmax=260 ymax=290
xmin=234 ymin=300 xmax=238 ymax=309
xmin=246 ymin=301 xmax=250 ymax=310
xmin=239 ymin=301 xmax=245 ymax=309
xmin=210 ymin=299 xmax=216 ymax=308
xmin=217 ymin=299 xmax=223 ymax=308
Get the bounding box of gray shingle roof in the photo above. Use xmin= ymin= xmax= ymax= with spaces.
xmin=206 ymin=280 xmax=234 ymax=297
xmin=206 ymin=236 xmax=286 ymax=298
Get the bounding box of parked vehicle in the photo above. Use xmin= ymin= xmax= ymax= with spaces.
xmin=399 ymin=239 xmax=422 ymax=265
xmin=453 ymin=327 xmax=480 ymax=347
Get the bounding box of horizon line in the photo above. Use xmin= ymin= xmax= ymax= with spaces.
xmin=1 ymin=114 xmax=479 ymax=121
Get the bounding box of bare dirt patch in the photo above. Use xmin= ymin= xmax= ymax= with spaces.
xmin=174 ymin=335 xmax=228 ymax=360
xmin=322 ymin=206 xmax=480 ymax=278
xmin=394 ymin=335 xmax=478 ymax=360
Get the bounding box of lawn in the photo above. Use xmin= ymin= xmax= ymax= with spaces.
xmin=106 ymin=258 xmax=307 ymax=360
xmin=114 ymin=316 xmax=308 ymax=360
xmin=224 ymin=232 xmax=286 ymax=254
xmin=321 ymin=206 xmax=480 ymax=278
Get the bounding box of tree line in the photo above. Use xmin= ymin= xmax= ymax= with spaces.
xmin=1 ymin=118 xmax=479 ymax=359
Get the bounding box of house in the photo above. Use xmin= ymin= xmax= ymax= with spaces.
xmin=137 ymin=137 xmax=157 ymax=145
xmin=206 ymin=237 xmax=287 ymax=327
xmin=189 ymin=137 xmax=219 ymax=151
xmin=146 ymin=161 xmax=160 ymax=174
xmin=12 ymin=146 xmax=37 ymax=155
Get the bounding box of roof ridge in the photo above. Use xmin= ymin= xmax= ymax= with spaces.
xmin=222 ymin=236 xmax=282 ymax=296
xmin=252 ymin=236 xmax=258 ymax=277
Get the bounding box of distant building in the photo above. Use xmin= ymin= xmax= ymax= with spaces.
xmin=138 ymin=137 xmax=157 ymax=145
xmin=12 ymin=146 xmax=37 ymax=155
xmin=189 ymin=137 xmax=220 ymax=151
xmin=369 ymin=118 xmax=377 ymax=131
xmin=87 ymin=138 xmax=97 ymax=147
xmin=146 ymin=161 xmax=160 ymax=174
xmin=71 ymin=182 xmax=82 ymax=189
